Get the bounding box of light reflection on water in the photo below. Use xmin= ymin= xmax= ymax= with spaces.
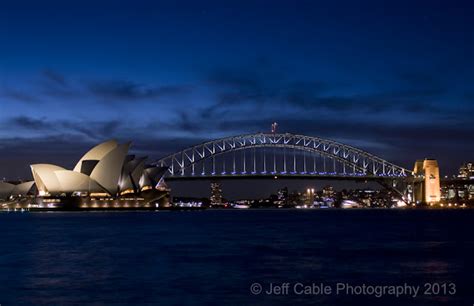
xmin=0 ymin=209 xmax=473 ymax=305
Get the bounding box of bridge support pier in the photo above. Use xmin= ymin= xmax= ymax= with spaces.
xmin=413 ymin=159 xmax=441 ymax=204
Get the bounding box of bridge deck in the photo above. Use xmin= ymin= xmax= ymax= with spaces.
xmin=164 ymin=173 xmax=407 ymax=181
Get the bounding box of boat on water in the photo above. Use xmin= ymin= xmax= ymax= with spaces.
xmin=232 ymin=204 xmax=250 ymax=209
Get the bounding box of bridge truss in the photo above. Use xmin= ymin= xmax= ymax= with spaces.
xmin=154 ymin=133 xmax=411 ymax=179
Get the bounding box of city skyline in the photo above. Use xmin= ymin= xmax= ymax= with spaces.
xmin=1 ymin=0 xmax=473 ymax=179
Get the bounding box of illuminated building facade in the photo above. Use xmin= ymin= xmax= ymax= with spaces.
xmin=210 ymin=181 xmax=223 ymax=206
xmin=458 ymin=162 xmax=474 ymax=178
xmin=441 ymin=162 xmax=474 ymax=203
xmin=277 ymin=187 xmax=289 ymax=206
xmin=28 ymin=140 xmax=170 ymax=210
xmin=0 ymin=181 xmax=35 ymax=209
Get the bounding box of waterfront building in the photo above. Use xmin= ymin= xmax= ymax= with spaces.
xmin=0 ymin=181 xmax=35 ymax=204
xmin=458 ymin=162 xmax=474 ymax=179
xmin=322 ymin=185 xmax=335 ymax=199
xmin=305 ymin=188 xmax=315 ymax=206
xmin=27 ymin=140 xmax=170 ymax=210
xmin=210 ymin=181 xmax=223 ymax=206
xmin=276 ymin=187 xmax=289 ymax=206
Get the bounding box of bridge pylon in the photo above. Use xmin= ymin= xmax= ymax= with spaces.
xmin=413 ymin=159 xmax=441 ymax=204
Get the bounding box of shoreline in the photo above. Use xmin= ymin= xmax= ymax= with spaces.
xmin=1 ymin=206 xmax=472 ymax=213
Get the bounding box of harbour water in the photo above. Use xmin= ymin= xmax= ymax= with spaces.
xmin=0 ymin=209 xmax=472 ymax=305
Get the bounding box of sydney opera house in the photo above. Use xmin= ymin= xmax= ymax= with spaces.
xmin=1 ymin=140 xmax=170 ymax=210
xmin=0 ymin=180 xmax=36 ymax=208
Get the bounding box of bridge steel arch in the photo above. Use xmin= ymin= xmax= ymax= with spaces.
xmin=153 ymin=133 xmax=411 ymax=179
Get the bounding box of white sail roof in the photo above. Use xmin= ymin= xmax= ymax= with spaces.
xmin=55 ymin=170 xmax=106 ymax=193
xmin=73 ymin=140 xmax=118 ymax=173
xmin=30 ymin=164 xmax=66 ymax=193
xmin=11 ymin=181 xmax=35 ymax=196
xmin=28 ymin=140 xmax=161 ymax=197
xmin=90 ymin=142 xmax=130 ymax=195
xmin=119 ymin=157 xmax=146 ymax=192
xmin=0 ymin=182 xmax=15 ymax=200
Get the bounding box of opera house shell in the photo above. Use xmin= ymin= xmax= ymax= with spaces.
xmin=27 ymin=140 xmax=169 ymax=210
xmin=0 ymin=181 xmax=35 ymax=208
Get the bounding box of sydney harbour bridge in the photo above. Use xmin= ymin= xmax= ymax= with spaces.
xmin=153 ymin=132 xmax=417 ymax=202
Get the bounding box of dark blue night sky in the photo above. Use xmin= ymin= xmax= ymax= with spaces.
xmin=1 ymin=0 xmax=473 ymax=179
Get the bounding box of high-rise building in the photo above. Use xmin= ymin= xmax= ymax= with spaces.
xmin=322 ymin=185 xmax=335 ymax=198
xmin=305 ymin=188 xmax=315 ymax=205
xmin=458 ymin=162 xmax=474 ymax=178
xmin=210 ymin=181 xmax=223 ymax=205
xmin=413 ymin=159 xmax=441 ymax=203
xmin=277 ymin=187 xmax=288 ymax=205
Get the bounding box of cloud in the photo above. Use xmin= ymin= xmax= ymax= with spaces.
xmin=60 ymin=120 xmax=122 ymax=140
xmin=0 ymin=64 xmax=471 ymax=178
xmin=1 ymin=88 xmax=39 ymax=103
xmin=9 ymin=116 xmax=53 ymax=130
xmin=86 ymin=80 xmax=191 ymax=101
xmin=295 ymin=90 xmax=441 ymax=114
xmin=4 ymin=116 xmax=123 ymax=141
xmin=41 ymin=69 xmax=68 ymax=87
xmin=201 ymin=66 xmax=450 ymax=120
xmin=1 ymin=70 xmax=192 ymax=105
